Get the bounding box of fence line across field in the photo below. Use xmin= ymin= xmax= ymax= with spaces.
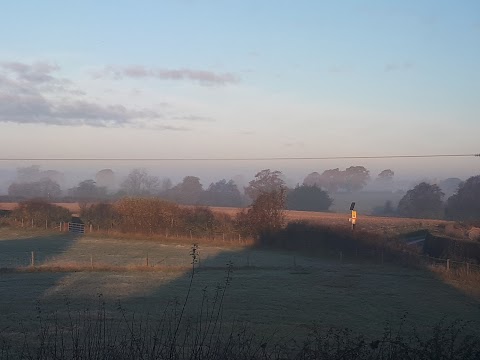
xmin=2 ymin=248 xmax=479 ymax=277
xmin=3 ymin=219 xmax=480 ymax=275
xmin=9 ymin=218 xmax=249 ymax=243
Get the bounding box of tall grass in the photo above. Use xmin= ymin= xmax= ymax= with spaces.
xmin=1 ymin=287 xmax=478 ymax=359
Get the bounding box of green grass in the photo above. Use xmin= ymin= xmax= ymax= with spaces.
xmin=0 ymin=228 xmax=479 ymax=342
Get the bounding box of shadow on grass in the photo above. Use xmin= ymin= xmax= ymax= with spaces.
xmin=0 ymin=231 xmax=480 ymax=355
xmin=0 ymin=232 xmax=80 ymax=268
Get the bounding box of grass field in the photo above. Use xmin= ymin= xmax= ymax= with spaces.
xmin=0 ymin=227 xmax=479 ymax=345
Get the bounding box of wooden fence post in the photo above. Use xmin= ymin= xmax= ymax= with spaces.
xmin=340 ymin=251 xmax=343 ymax=263
xmin=146 ymin=253 xmax=149 ymax=267
xmin=90 ymin=255 xmax=93 ymax=269
xmin=31 ymin=251 xmax=35 ymax=267
xmin=466 ymin=262 xmax=470 ymax=275
xmin=31 ymin=219 xmax=34 ymax=228
xmin=45 ymin=219 xmax=48 ymax=229
xmin=446 ymin=259 xmax=450 ymax=271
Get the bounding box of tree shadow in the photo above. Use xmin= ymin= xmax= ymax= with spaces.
xmin=0 ymin=232 xmax=80 ymax=267
xmin=0 ymin=235 xmax=479 ymax=340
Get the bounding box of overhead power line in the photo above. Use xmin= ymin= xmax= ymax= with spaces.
xmin=0 ymin=153 xmax=478 ymax=161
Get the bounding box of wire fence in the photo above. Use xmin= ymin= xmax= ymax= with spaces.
xmin=5 ymin=218 xmax=249 ymax=243
xmin=1 ymin=221 xmax=480 ymax=277
xmin=0 ymin=242 xmax=326 ymax=271
xmin=420 ymin=254 xmax=480 ymax=274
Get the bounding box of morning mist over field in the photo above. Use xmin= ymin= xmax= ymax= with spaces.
xmin=1 ymin=1 xmax=480 ymax=358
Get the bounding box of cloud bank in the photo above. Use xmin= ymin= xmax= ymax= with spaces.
xmin=0 ymin=61 xmax=201 ymax=129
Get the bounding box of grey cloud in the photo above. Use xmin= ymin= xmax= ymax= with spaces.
xmin=1 ymin=61 xmax=60 ymax=84
xmin=53 ymin=101 xmax=161 ymax=126
xmin=94 ymin=65 xmax=239 ymax=86
xmin=0 ymin=90 xmax=162 ymax=127
xmin=384 ymin=62 xmax=414 ymax=72
xmin=0 ymin=61 xmax=83 ymax=95
xmin=0 ymin=60 xmax=183 ymax=129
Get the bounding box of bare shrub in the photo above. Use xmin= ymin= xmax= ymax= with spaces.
xmin=11 ymin=199 xmax=71 ymax=226
xmin=468 ymin=227 xmax=480 ymax=242
xmin=444 ymin=223 xmax=468 ymax=239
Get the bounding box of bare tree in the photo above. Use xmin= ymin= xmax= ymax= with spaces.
xmin=245 ymin=169 xmax=285 ymax=200
xmin=120 ymin=169 xmax=160 ymax=196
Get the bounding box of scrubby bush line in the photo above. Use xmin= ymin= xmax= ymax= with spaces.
xmin=10 ymin=199 xmax=71 ymax=227
xmin=256 ymin=221 xmax=419 ymax=265
xmin=80 ymin=199 xmax=241 ymax=240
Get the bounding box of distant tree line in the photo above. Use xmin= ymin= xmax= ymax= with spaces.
xmin=372 ymin=176 xmax=480 ymax=223
xmin=5 ymin=165 xmax=480 ymax=222
xmin=5 ymin=167 xmax=334 ymax=213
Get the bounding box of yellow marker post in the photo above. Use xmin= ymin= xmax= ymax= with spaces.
xmin=349 ymin=210 xmax=357 ymax=230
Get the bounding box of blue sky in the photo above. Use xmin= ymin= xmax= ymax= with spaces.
xmin=0 ymin=0 xmax=479 ymax=181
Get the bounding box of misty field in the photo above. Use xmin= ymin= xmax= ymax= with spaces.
xmin=1 ymin=228 xmax=479 ymax=347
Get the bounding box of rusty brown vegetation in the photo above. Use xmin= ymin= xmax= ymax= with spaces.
xmin=0 ymin=200 xmax=464 ymax=239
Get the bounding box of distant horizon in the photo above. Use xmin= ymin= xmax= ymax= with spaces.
xmin=0 ymin=159 xmax=478 ymax=195
xmin=1 ymin=1 xmax=479 ymax=177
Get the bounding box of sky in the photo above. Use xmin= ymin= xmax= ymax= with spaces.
xmin=0 ymin=0 xmax=479 ymax=184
